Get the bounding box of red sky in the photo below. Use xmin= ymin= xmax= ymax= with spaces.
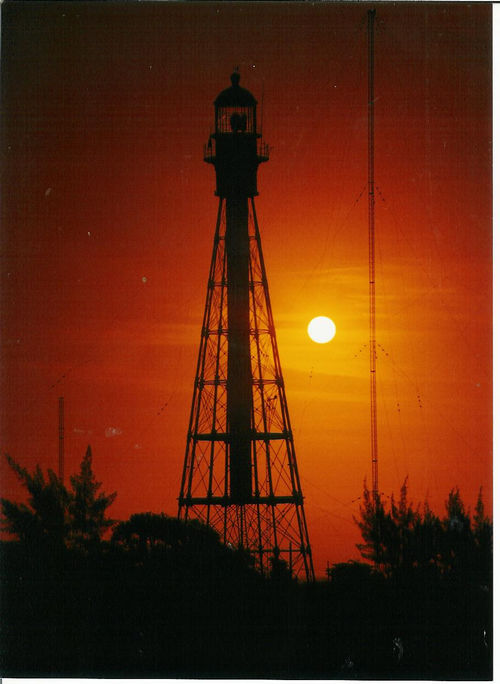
xmin=1 ymin=2 xmax=492 ymax=575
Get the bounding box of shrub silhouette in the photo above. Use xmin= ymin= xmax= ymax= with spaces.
xmin=1 ymin=446 xmax=116 ymax=551
xmin=354 ymin=478 xmax=492 ymax=587
xmin=0 ymin=468 xmax=492 ymax=679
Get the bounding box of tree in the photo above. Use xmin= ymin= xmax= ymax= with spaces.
xmin=69 ymin=445 xmax=116 ymax=548
xmin=411 ymin=501 xmax=442 ymax=571
xmin=1 ymin=454 xmax=70 ymax=549
xmin=112 ymin=512 xmax=221 ymax=553
xmin=388 ymin=477 xmax=419 ymax=571
xmin=471 ymin=487 xmax=493 ymax=588
xmin=326 ymin=559 xmax=378 ymax=585
xmin=355 ymin=480 xmax=395 ymax=571
xmin=111 ymin=512 xmax=258 ymax=584
xmin=1 ymin=447 xmax=116 ymax=551
xmin=354 ymin=479 xmax=492 ymax=584
xmin=440 ymin=487 xmax=473 ymax=576
xmin=269 ymin=553 xmax=292 ymax=583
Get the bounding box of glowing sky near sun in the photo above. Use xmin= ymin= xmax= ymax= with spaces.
xmin=1 ymin=2 xmax=491 ymax=573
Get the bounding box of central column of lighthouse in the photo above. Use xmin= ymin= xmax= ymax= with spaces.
xmin=226 ymin=196 xmax=253 ymax=503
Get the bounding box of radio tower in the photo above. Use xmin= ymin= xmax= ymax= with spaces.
xmin=178 ymin=72 xmax=314 ymax=581
xmin=58 ymin=396 xmax=64 ymax=482
xmin=367 ymin=9 xmax=379 ymax=500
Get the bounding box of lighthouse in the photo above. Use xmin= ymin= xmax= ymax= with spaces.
xmin=178 ymin=72 xmax=314 ymax=580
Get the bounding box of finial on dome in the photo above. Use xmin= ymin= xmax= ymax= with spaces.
xmin=230 ymin=69 xmax=240 ymax=87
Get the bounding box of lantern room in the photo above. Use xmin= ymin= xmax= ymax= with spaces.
xmin=204 ymin=72 xmax=269 ymax=198
xmin=214 ymin=71 xmax=257 ymax=134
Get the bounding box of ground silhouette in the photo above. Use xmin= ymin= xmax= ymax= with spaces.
xmin=0 ymin=455 xmax=492 ymax=678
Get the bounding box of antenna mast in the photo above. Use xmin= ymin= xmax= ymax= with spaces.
xmin=58 ymin=396 xmax=64 ymax=482
xmin=368 ymin=9 xmax=379 ymax=498
xmin=260 ymin=80 xmax=264 ymax=133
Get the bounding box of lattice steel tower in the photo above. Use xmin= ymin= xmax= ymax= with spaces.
xmin=178 ymin=72 xmax=314 ymax=581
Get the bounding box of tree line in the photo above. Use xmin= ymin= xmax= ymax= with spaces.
xmin=0 ymin=449 xmax=492 ymax=678
xmin=350 ymin=478 xmax=492 ymax=587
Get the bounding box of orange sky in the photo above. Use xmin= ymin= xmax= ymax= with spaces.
xmin=1 ymin=2 xmax=491 ymax=575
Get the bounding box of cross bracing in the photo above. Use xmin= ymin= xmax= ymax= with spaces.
xmin=178 ymin=198 xmax=314 ymax=581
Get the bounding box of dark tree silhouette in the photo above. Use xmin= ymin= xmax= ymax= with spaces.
xmin=472 ymin=487 xmax=493 ymax=587
xmin=111 ymin=511 xmax=258 ymax=587
xmin=269 ymin=553 xmax=293 ymax=583
xmin=69 ymin=445 xmax=116 ymax=549
xmin=354 ymin=479 xmax=492 ymax=583
xmin=354 ymin=480 xmax=387 ymax=569
xmin=326 ymin=559 xmax=380 ymax=585
xmin=112 ymin=512 xmax=221 ymax=553
xmin=0 ymin=469 xmax=492 ymax=678
xmin=1 ymin=446 xmax=116 ymax=551
xmin=1 ymin=454 xmax=70 ymax=548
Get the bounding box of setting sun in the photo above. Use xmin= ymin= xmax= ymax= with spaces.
xmin=307 ymin=316 xmax=336 ymax=344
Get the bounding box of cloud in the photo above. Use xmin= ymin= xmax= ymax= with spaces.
xmin=105 ymin=426 xmax=122 ymax=438
xmin=73 ymin=427 xmax=93 ymax=435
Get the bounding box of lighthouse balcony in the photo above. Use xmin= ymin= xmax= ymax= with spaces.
xmin=257 ymin=140 xmax=269 ymax=162
xmin=203 ymin=142 xmax=216 ymax=164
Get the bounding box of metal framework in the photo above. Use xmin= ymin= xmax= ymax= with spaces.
xmin=178 ymin=73 xmax=314 ymax=581
xmin=178 ymin=198 xmax=314 ymax=580
xmin=367 ymin=9 xmax=379 ymax=499
xmin=58 ymin=396 xmax=64 ymax=482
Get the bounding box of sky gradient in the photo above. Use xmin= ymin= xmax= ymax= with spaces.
xmin=1 ymin=1 xmax=492 ymax=574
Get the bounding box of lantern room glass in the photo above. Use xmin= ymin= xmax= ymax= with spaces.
xmin=216 ymin=106 xmax=255 ymax=134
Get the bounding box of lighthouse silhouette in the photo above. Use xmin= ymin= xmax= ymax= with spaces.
xmin=178 ymin=72 xmax=314 ymax=581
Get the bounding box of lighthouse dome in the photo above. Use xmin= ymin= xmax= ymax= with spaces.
xmin=214 ymin=72 xmax=257 ymax=107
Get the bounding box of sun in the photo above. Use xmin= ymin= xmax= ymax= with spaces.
xmin=307 ymin=316 xmax=336 ymax=344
